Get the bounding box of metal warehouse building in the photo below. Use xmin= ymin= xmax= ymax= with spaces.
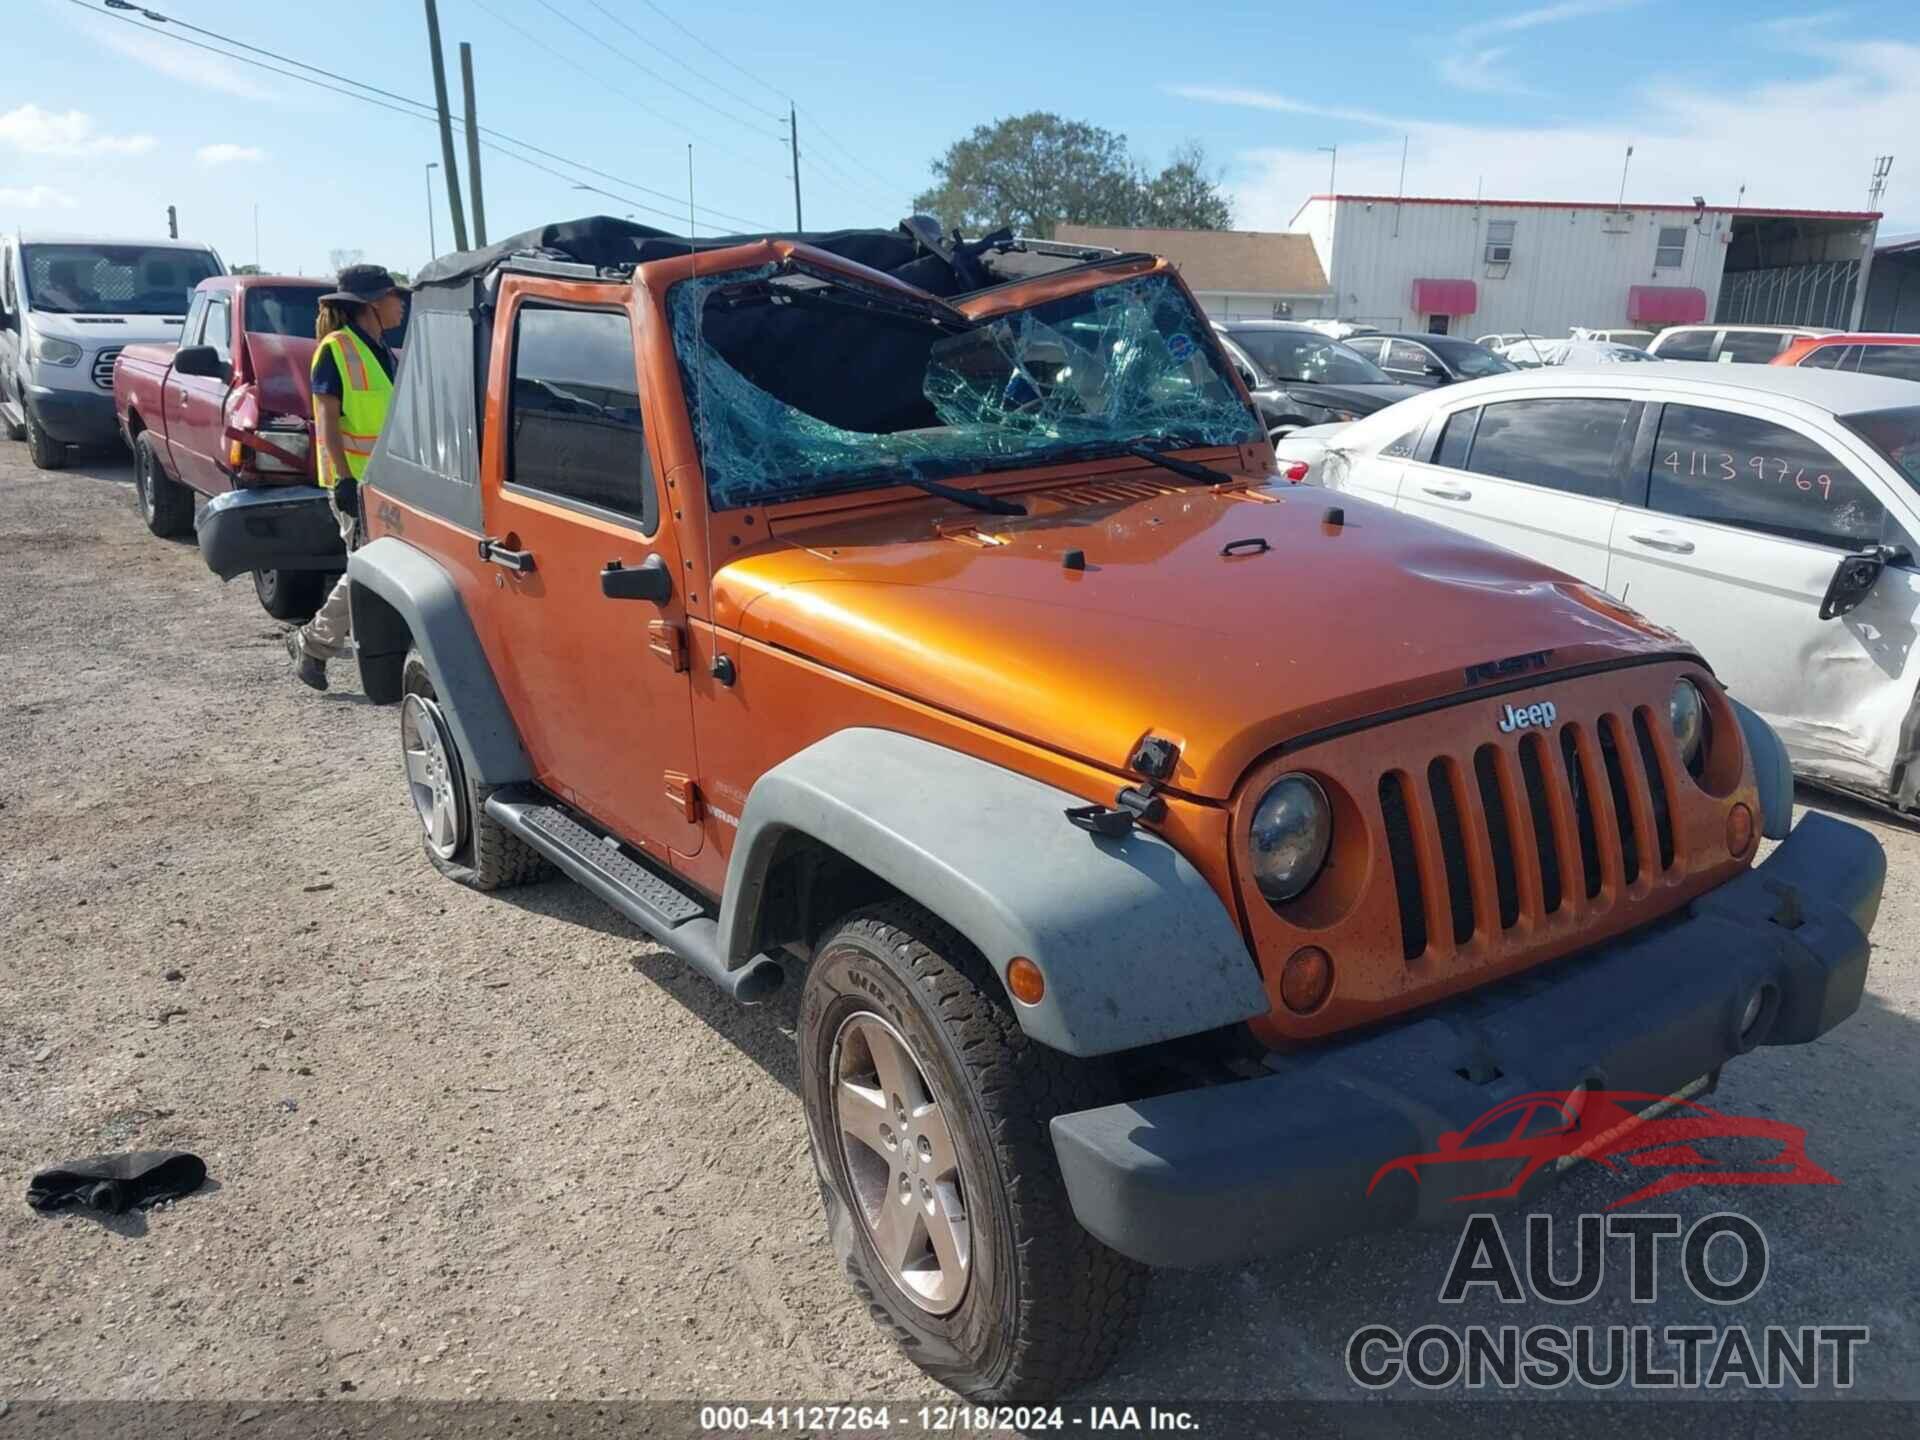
xmin=1288 ymin=193 xmax=1883 ymax=338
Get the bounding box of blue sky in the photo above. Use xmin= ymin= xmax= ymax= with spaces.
xmin=4 ymin=0 xmax=1916 ymax=278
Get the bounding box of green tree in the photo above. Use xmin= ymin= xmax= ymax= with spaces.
xmin=913 ymin=114 xmax=1232 ymax=236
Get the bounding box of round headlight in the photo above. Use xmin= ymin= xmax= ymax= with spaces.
xmin=1670 ymin=678 xmax=1706 ymax=771
xmin=1249 ymin=774 xmax=1332 ymax=904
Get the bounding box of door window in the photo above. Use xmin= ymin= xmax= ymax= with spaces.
xmin=1856 ymin=346 xmax=1920 ymax=384
xmin=203 ymin=297 xmax=231 ymax=364
xmin=1649 ymin=404 xmax=1887 ymax=548
xmin=1655 ymin=328 xmax=1714 ymax=360
xmin=1432 ymin=408 xmax=1478 ymax=470
xmin=506 ymin=306 xmax=655 ymax=531
xmin=1717 ymin=331 xmax=1787 ymax=364
xmin=1345 ymin=336 xmax=1384 ymax=361
xmin=179 ymin=293 xmax=208 ymax=348
xmin=1464 ymin=398 xmax=1632 ymax=499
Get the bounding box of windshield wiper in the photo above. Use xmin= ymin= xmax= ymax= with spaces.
xmin=1125 ymin=442 xmax=1236 ymax=487
xmin=897 ymin=471 xmax=1026 ymax=516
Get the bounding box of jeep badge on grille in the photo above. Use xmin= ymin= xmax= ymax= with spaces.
xmin=1498 ymin=700 xmax=1558 ymax=733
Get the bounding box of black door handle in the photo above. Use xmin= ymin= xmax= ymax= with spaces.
xmin=601 ymin=553 xmax=672 ymax=602
xmin=478 ymin=537 xmax=535 ymax=573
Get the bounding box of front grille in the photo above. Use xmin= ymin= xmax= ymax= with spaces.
xmin=1379 ymin=706 xmax=1681 ymax=962
xmin=92 ymin=347 xmax=122 ymax=390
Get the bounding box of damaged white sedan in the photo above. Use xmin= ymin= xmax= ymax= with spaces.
xmin=1312 ymin=363 xmax=1920 ymax=809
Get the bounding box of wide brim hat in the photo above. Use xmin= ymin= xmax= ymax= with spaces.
xmin=319 ymin=263 xmax=410 ymax=305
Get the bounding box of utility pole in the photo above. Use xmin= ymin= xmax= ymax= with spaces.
xmin=422 ymin=0 xmax=468 ymax=252
xmin=459 ymin=42 xmax=487 ymax=247
xmin=426 ymin=162 xmax=439 ymax=261
xmin=166 ymin=204 xmax=178 ymax=240
xmin=787 ymin=104 xmax=803 ymax=232
xmin=1317 ymin=146 xmax=1336 ymax=319
xmin=688 ymin=144 xmax=696 ymax=237
xmin=253 ymin=203 xmax=260 ymax=269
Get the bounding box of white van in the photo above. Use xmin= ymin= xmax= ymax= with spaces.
xmin=0 ymin=232 xmax=224 ymax=469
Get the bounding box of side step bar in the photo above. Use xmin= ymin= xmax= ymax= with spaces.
xmin=484 ymin=788 xmax=785 ymax=1005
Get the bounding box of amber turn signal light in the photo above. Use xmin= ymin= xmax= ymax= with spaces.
xmin=1727 ymin=802 xmax=1755 ymax=858
xmin=1280 ymin=946 xmax=1333 ymax=1014
xmin=1006 ymin=956 xmax=1046 ymax=1006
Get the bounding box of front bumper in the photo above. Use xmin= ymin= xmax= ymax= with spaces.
xmin=26 ymin=384 xmax=118 ymax=446
xmin=1050 ymin=811 xmax=1882 ymax=1269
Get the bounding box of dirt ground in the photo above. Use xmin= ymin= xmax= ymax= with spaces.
xmin=3 ymin=444 xmax=1917 ymax=1424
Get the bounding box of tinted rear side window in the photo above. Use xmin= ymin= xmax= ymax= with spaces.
xmin=1433 ymin=408 xmax=1477 ymax=470
xmin=1857 ymin=346 xmax=1920 ymax=383
xmin=1649 ymin=404 xmax=1884 ymax=547
xmin=1797 ymin=344 xmax=1852 ymax=370
xmin=507 ymin=306 xmax=654 ymax=530
xmin=1717 ymin=331 xmax=1788 ymax=364
xmin=1655 ymin=328 xmax=1714 ymax=360
xmin=1465 ymin=398 xmax=1631 ymax=499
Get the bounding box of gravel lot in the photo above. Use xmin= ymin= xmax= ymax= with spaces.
xmin=3 ymin=444 xmax=1917 ymax=1425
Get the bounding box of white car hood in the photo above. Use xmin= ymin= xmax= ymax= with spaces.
xmin=28 ymin=311 xmax=189 ymax=346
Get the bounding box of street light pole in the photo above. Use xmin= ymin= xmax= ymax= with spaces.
xmin=425 ymin=162 xmax=439 ymax=262
xmin=1317 ymin=145 xmax=1338 ymax=320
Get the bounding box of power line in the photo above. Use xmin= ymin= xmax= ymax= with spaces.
xmin=462 ymin=0 xmax=788 ymax=186
xmin=632 ymin=0 xmax=789 ymax=109
xmin=799 ymin=108 xmax=920 ymax=201
xmin=74 ymin=0 xmax=772 ymax=232
xmin=525 ymin=0 xmax=783 ymax=142
xmin=580 ymin=0 xmax=784 ymax=124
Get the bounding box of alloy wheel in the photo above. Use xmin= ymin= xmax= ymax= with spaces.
xmin=831 ymin=1012 xmax=971 ymax=1315
xmin=399 ymin=692 xmax=466 ymax=860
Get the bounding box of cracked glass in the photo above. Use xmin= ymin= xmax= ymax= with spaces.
xmin=671 ymin=266 xmax=1259 ymax=510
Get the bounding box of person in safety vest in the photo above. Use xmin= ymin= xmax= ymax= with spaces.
xmin=285 ymin=263 xmax=408 ymax=691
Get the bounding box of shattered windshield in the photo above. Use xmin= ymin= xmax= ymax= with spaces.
xmin=671 ymin=266 xmax=1260 ymax=510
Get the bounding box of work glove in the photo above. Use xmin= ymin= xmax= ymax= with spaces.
xmin=333 ymin=476 xmax=359 ymax=519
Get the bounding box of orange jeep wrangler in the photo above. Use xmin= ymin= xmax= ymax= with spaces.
xmin=202 ymin=218 xmax=1883 ymax=1400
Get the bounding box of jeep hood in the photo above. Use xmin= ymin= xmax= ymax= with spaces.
xmin=721 ymin=479 xmax=1693 ymax=799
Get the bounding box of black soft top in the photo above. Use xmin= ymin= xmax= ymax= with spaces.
xmin=410 ymin=213 xmax=1119 ymax=302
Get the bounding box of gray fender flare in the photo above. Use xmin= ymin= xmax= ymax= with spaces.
xmin=1730 ymin=697 xmax=1793 ymax=841
xmin=717 ymin=729 xmax=1268 ymax=1057
xmin=347 ymin=536 xmax=531 ymax=787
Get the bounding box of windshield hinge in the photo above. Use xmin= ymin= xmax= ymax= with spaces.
xmin=1064 ymin=735 xmax=1180 ymax=838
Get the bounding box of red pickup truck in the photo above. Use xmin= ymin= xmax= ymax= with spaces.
xmin=114 ymin=274 xmax=341 ymax=619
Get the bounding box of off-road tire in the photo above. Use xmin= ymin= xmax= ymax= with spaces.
xmin=133 ymin=432 xmax=193 ymax=536
xmin=799 ymin=901 xmax=1147 ymax=1402
xmin=399 ymin=649 xmax=547 ymax=891
xmin=24 ymin=403 xmax=66 ymax=470
xmin=253 ymin=567 xmax=328 ymax=622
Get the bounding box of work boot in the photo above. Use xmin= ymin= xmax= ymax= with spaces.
xmin=284 ymin=629 xmax=328 ymax=691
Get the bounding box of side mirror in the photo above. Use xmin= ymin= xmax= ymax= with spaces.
xmin=1820 ymin=543 xmax=1909 ymax=621
xmin=1235 ymin=365 xmax=1257 ymax=389
xmin=1425 ymin=361 xmax=1450 ymax=380
xmin=173 ymin=344 xmax=228 ymax=381
xmin=601 ymin=552 xmax=673 ymax=604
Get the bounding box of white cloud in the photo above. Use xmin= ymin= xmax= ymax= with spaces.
xmin=0 ymin=103 xmax=154 ymax=157
xmin=0 ymin=184 xmax=78 ymax=211
xmin=1444 ymin=0 xmax=1645 ymax=94
xmin=1459 ymin=0 xmax=1645 ymax=43
xmin=1437 ymin=47 xmax=1528 ymax=97
xmin=89 ymin=23 xmax=276 ymax=102
xmin=1172 ymin=38 xmax=1920 ymax=233
xmin=196 ymin=143 xmax=267 ymax=168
